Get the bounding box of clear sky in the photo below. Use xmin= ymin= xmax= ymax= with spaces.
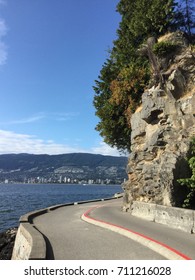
xmin=0 ymin=0 xmax=122 ymax=156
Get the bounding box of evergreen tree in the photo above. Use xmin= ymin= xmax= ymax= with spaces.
xmin=93 ymin=0 xmax=181 ymax=152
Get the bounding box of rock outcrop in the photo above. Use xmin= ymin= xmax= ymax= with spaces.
xmin=123 ymin=32 xmax=195 ymax=210
xmin=0 ymin=228 xmax=17 ymax=260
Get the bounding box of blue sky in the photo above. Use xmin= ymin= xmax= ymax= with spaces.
xmin=0 ymin=0 xmax=122 ymax=156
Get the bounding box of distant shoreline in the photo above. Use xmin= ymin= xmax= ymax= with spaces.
xmin=0 ymin=182 xmax=122 ymax=185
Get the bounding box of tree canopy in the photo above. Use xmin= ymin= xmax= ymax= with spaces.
xmin=93 ymin=0 xmax=195 ymax=152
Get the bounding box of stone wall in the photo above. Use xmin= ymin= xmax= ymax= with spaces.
xmin=12 ymin=224 xmax=32 ymax=260
xmin=11 ymin=222 xmax=46 ymax=260
xmin=11 ymin=208 xmax=47 ymax=260
xmin=123 ymin=33 xmax=195 ymax=210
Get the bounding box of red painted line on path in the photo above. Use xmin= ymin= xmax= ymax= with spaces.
xmin=83 ymin=206 xmax=191 ymax=260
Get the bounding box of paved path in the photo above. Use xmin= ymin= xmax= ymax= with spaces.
xmin=33 ymin=198 xmax=195 ymax=260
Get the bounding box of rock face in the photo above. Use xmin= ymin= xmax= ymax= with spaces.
xmin=123 ymin=32 xmax=195 ymax=210
xmin=0 ymin=228 xmax=17 ymax=260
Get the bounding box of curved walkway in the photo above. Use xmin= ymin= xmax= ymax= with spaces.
xmin=32 ymin=198 xmax=195 ymax=260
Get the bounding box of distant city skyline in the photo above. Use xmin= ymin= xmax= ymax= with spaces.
xmin=0 ymin=0 xmax=123 ymax=156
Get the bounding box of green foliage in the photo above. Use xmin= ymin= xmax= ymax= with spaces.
xmin=110 ymin=64 xmax=150 ymax=124
xmin=113 ymin=0 xmax=179 ymax=66
xmin=117 ymin=0 xmax=177 ymax=37
xmin=153 ymin=41 xmax=179 ymax=57
xmin=93 ymin=0 xmax=184 ymax=152
xmin=94 ymin=61 xmax=150 ymax=152
xmin=178 ymin=138 xmax=195 ymax=209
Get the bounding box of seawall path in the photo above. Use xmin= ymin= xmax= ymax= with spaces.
xmin=30 ymin=198 xmax=195 ymax=260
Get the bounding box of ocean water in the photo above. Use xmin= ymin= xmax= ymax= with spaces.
xmin=0 ymin=183 xmax=122 ymax=232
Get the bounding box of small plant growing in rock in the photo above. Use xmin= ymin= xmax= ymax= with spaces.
xmin=153 ymin=41 xmax=179 ymax=57
xmin=178 ymin=138 xmax=195 ymax=209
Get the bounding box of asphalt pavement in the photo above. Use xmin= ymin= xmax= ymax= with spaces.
xmin=33 ymin=198 xmax=195 ymax=260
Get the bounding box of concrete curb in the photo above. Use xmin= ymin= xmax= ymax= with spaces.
xmin=193 ymin=212 xmax=195 ymax=234
xmin=12 ymin=193 xmax=123 ymax=260
xmin=131 ymin=201 xmax=195 ymax=234
xmin=82 ymin=206 xmax=191 ymax=260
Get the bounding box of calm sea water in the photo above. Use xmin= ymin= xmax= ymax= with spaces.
xmin=0 ymin=183 xmax=122 ymax=232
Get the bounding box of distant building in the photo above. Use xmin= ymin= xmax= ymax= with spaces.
xmin=88 ymin=179 xmax=94 ymax=184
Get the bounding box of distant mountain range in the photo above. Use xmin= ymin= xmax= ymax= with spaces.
xmin=0 ymin=153 xmax=128 ymax=184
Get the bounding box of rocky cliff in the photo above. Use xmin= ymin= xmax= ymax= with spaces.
xmin=123 ymin=32 xmax=195 ymax=210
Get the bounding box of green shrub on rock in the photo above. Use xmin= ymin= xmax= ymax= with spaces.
xmin=178 ymin=138 xmax=195 ymax=209
xmin=153 ymin=41 xmax=179 ymax=57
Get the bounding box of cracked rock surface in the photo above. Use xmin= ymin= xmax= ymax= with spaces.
xmin=123 ymin=32 xmax=195 ymax=210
